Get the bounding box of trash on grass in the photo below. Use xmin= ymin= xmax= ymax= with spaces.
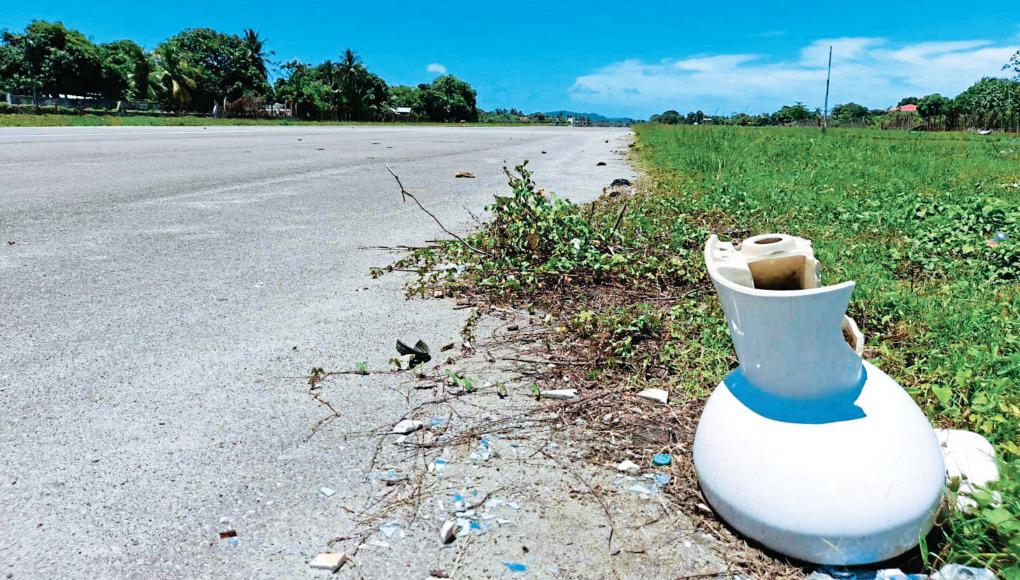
xmin=542 ymin=389 xmax=578 ymax=400
xmin=652 ymin=453 xmax=672 ymax=466
xmin=931 ymin=563 xmax=996 ymax=580
xmin=610 ymin=178 xmax=632 ymax=187
xmin=638 ymin=388 xmax=669 ymax=404
xmin=616 ymin=460 xmax=640 ymax=474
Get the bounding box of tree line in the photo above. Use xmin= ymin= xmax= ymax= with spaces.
xmin=0 ymin=20 xmax=479 ymax=122
xmin=651 ymin=51 xmax=1020 ymax=131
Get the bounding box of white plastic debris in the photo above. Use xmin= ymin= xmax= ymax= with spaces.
xmin=934 ymin=428 xmax=1000 ymax=510
xmin=309 ymin=552 xmax=347 ymax=572
xmin=931 ymin=563 xmax=996 ymax=580
xmin=319 ymin=486 xmax=336 ymax=497
xmin=638 ymin=388 xmax=669 ymax=404
xmin=391 ymin=419 xmax=424 ymax=434
xmin=542 ymin=389 xmax=578 ymax=400
xmin=616 ymin=460 xmax=641 ymax=474
xmin=440 ymin=520 xmax=458 ymax=544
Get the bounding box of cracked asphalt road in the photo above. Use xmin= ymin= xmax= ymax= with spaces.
xmin=0 ymin=125 xmax=633 ymax=577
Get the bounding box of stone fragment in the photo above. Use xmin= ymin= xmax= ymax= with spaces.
xmin=309 ymin=552 xmax=347 ymax=572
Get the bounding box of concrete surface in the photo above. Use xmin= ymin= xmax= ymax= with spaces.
xmin=0 ymin=126 xmax=640 ymax=577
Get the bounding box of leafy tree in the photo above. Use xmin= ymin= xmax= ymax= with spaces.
xmin=274 ymin=60 xmax=329 ymax=119
xmin=417 ymin=75 xmax=478 ymax=122
xmin=773 ymin=102 xmax=815 ymax=123
xmin=916 ymin=93 xmax=950 ymax=121
xmin=98 ymin=40 xmax=149 ymax=100
xmin=831 ymin=102 xmax=870 ymax=123
xmin=1004 ymin=50 xmax=1020 ymax=79
xmin=388 ymin=85 xmax=420 ymax=109
xmin=151 ymin=28 xmax=269 ymax=112
xmin=652 ymin=109 xmax=681 ymax=124
xmin=954 ymin=78 xmax=1019 ymax=116
xmin=897 ymin=96 xmax=919 ymax=106
xmin=0 ymin=21 xmax=104 ymax=99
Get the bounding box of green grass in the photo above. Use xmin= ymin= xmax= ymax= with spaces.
xmin=391 ymin=125 xmax=1018 ymax=573
xmin=636 ymin=125 xmax=1019 ymax=573
xmin=0 ymin=113 xmax=534 ymax=127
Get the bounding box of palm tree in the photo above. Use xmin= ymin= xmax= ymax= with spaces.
xmin=242 ymin=29 xmax=270 ymax=80
xmin=150 ymin=44 xmax=197 ymax=110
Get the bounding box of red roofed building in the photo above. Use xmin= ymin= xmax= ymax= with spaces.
xmin=890 ymin=104 xmax=918 ymax=113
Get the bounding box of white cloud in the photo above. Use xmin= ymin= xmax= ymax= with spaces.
xmin=570 ymin=37 xmax=1019 ymax=116
xmin=426 ymin=63 xmax=447 ymax=75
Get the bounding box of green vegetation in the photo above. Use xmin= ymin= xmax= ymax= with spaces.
xmin=391 ymin=126 xmax=1018 ymax=573
xmin=0 ymin=20 xmax=479 ymax=122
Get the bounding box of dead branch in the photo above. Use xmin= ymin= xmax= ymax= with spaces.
xmin=386 ymin=164 xmax=489 ymax=256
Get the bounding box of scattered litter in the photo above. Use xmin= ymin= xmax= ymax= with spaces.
xmin=428 ymin=458 xmax=448 ymax=473
xmin=392 ymin=419 xmax=424 ymax=434
xmin=470 ymin=437 xmax=493 ymax=461
xmin=809 ymin=567 xmax=931 ymax=580
xmin=507 ymin=501 xmax=521 ymax=510
xmin=596 ymin=161 xmax=607 ymax=166
xmin=227 ymin=537 xmax=239 ymax=546
xmin=309 ymin=552 xmax=347 ymax=572
xmin=395 ymin=339 xmax=431 ymax=367
xmin=440 ymin=520 xmax=459 ymax=543
xmin=379 ymin=521 xmax=402 ymax=538
xmin=430 ymin=417 xmax=447 ymax=428
xmin=455 ymin=171 xmax=475 ymax=178
xmin=638 ymin=388 xmax=669 ymax=404
xmin=616 ymin=460 xmax=640 ymax=474
xmin=440 ymin=342 xmax=455 ymax=352
xmin=653 ymin=473 xmax=671 ymax=488
xmin=430 ymin=570 xmax=450 ymax=579
xmin=541 ymin=151 xmax=547 ymax=154
xmin=610 ymin=178 xmax=632 ymax=187
xmin=652 ymin=453 xmax=672 ymax=466
xmin=931 ymin=564 xmax=996 ymax=580
xmin=977 ymin=129 xmax=993 ymax=135
xmin=319 ymin=486 xmax=336 ymax=497
xmin=503 ymin=562 xmax=528 ymax=573
xmin=369 ymin=469 xmax=402 ymax=483
xmin=994 ymin=231 xmax=1009 ymax=242
xmin=542 ymin=389 xmax=578 ymax=400
xmin=628 ymin=483 xmax=655 ymax=495
xmin=218 ymin=529 xmax=237 ymax=540
xmin=496 ymin=383 xmax=508 ymax=399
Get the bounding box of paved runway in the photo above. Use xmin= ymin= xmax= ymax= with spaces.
xmin=0 ymin=125 xmax=632 ymax=577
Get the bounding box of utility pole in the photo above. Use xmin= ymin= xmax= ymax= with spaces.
xmin=820 ymin=45 xmax=828 ymax=131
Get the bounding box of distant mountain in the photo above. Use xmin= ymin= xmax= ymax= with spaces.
xmin=542 ymin=110 xmax=642 ymax=123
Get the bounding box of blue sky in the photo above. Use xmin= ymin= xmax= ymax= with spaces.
xmin=4 ymin=1 xmax=1019 ymax=117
